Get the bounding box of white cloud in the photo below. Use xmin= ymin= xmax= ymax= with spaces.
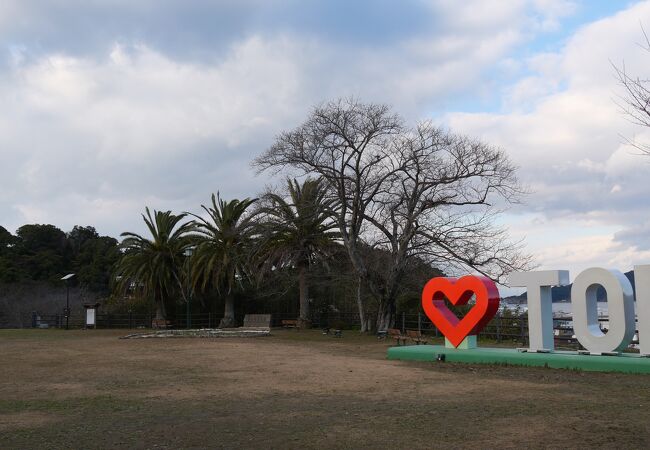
xmin=531 ymin=0 xmax=577 ymax=31
xmin=0 ymin=37 xmax=315 ymax=236
xmin=0 ymin=1 xmax=569 ymax=237
xmin=2 ymin=0 xmax=643 ymax=283
xmin=424 ymin=0 xmax=576 ymax=33
xmin=446 ymin=1 xmax=650 ymax=273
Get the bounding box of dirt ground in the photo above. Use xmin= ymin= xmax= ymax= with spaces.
xmin=1 ymin=329 xmax=650 ymax=449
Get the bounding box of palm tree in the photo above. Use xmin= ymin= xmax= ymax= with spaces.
xmin=115 ymin=208 xmax=195 ymax=321
xmin=259 ymin=178 xmax=339 ymax=328
xmin=190 ymin=193 xmax=257 ymax=328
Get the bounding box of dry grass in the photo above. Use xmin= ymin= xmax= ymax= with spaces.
xmin=1 ymin=328 xmax=650 ymax=449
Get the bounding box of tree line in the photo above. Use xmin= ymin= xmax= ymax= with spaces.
xmin=0 ymin=224 xmax=119 ymax=293
xmin=2 ymin=99 xmax=531 ymax=331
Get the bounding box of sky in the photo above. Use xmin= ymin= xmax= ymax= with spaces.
xmin=1 ymin=0 xmax=650 ymax=289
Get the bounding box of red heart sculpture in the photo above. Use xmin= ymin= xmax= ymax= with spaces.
xmin=421 ymin=276 xmax=500 ymax=348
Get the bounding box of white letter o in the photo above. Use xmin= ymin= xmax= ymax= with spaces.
xmin=571 ymin=268 xmax=635 ymax=354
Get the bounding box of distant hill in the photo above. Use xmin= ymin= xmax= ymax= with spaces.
xmin=504 ymin=270 xmax=636 ymax=303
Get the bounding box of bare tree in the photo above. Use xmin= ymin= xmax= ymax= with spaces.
xmin=254 ymin=99 xmax=531 ymax=331
xmin=613 ymin=26 xmax=650 ymax=155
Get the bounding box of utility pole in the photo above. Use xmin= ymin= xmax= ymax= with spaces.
xmin=184 ymin=247 xmax=194 ymax=329
xmin=61 ymin=274 xmax=75 ymax=330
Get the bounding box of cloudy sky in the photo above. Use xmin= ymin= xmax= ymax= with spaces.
xmin=1 ymin=0 xmax=650 ymax=284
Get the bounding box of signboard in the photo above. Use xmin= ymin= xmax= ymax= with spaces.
xmin=421 ymin=265 xmax=650 ymax=356
xmin=86 ymin=308 xmax=96 ymax=326
xmin=421 ymin=275 xmax=499 ymax=348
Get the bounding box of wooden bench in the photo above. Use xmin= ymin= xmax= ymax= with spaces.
xmin=406 ymin=330 xmax=428 ymax=345
xmin=281 ymin=319 xmax=298 ymax=328
xmin=152 ymin=319 xmax=172 ymax=329
xmin=243 ymin=314 xmax=272 ymax=329
xmin=388 ymin=328 xmax=408 ymax=346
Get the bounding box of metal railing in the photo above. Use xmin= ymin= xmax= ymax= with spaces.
xmin=30 ymin=312 xmax=224 ymax=330
xmin=27 ymin=311 xmax=356 ymax=330
xmin=309 ymin=310 xmax=612 ymax=349
xmin=25 ymin=310 xmax=620 ymax=350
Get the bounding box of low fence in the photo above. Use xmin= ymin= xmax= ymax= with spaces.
xmin=26 ymin=310 xmax=609 ymax=349
xmin=391 ymin=312 xmax=585 ymax=347
xmin=310 ymin=311 xmax=585 ymax=347
xmin=31 ymin=312 xmax=335 ymax=329
xmin=31 ymin=312 xmax=223 ymax=330
xmin=25 ymin=312 xmax=620 ymax=347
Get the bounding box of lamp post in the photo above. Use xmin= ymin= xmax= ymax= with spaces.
xmin=184 ymin=247 xmax=194 ymax=329
xmin=61 ymin=274 xmax=75 ymax=330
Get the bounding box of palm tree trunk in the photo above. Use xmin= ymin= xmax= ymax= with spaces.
xmin=154 ymin=286 xmax=166 ymax=321
xmin=155 ymin=303 xmax=166 ymax=321
xmin=297 ymin=265 xmax=311 ymax=328
xmin=219 ymin=293 xmax=236 ymax=328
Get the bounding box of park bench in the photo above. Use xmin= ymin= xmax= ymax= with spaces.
xmin=152 ymin=319 xmax=172 ymax=329
xmin=282 ymin=319 xmax=298 ymax=328
xmin=406 ymin=330 xmax=428 ymax=345
xmin=388 ymin=328 xmax=408 ymax=346
xmin=242 ymin=314 xmax=271 ymax=329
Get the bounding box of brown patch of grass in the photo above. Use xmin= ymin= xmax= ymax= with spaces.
xmin=1 ymin=329 xmax=650 ymax=448
xmin=0 ymin=412 xmax=60 ymax=432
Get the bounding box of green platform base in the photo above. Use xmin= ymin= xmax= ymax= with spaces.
xmin=387 ymin=345 xmax=650 ymax=374
xmin=445 ymin=335 xmax=476 ymax=349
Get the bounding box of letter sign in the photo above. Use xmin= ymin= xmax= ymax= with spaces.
xmin=571 ymin=268 xmax=635 ymax=354
xmin=509 ymin=270 xmax=569 ymax=352
xmin=634 ymin=265 xmax=650 ymax=356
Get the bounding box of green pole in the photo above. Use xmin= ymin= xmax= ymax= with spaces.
xmin=185 ymin=248 xmax=192 ymax=329
xmin=186 ymin=295 xmax=191 ymax=329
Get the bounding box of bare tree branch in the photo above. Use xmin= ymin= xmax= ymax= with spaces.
xmin=613 ymin=26 xmax=650 ymax=155
xmin=253 ymin=98 xmax=532 ymax=330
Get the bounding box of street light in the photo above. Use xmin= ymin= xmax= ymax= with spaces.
xmin=184 ymin=247 xmax=194 ymax=329
xmin=61 ymin=273 xmax=75 ymax=330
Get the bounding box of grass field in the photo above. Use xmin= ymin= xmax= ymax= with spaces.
xmin=1 ymin=329 xmax=650 ymax=449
